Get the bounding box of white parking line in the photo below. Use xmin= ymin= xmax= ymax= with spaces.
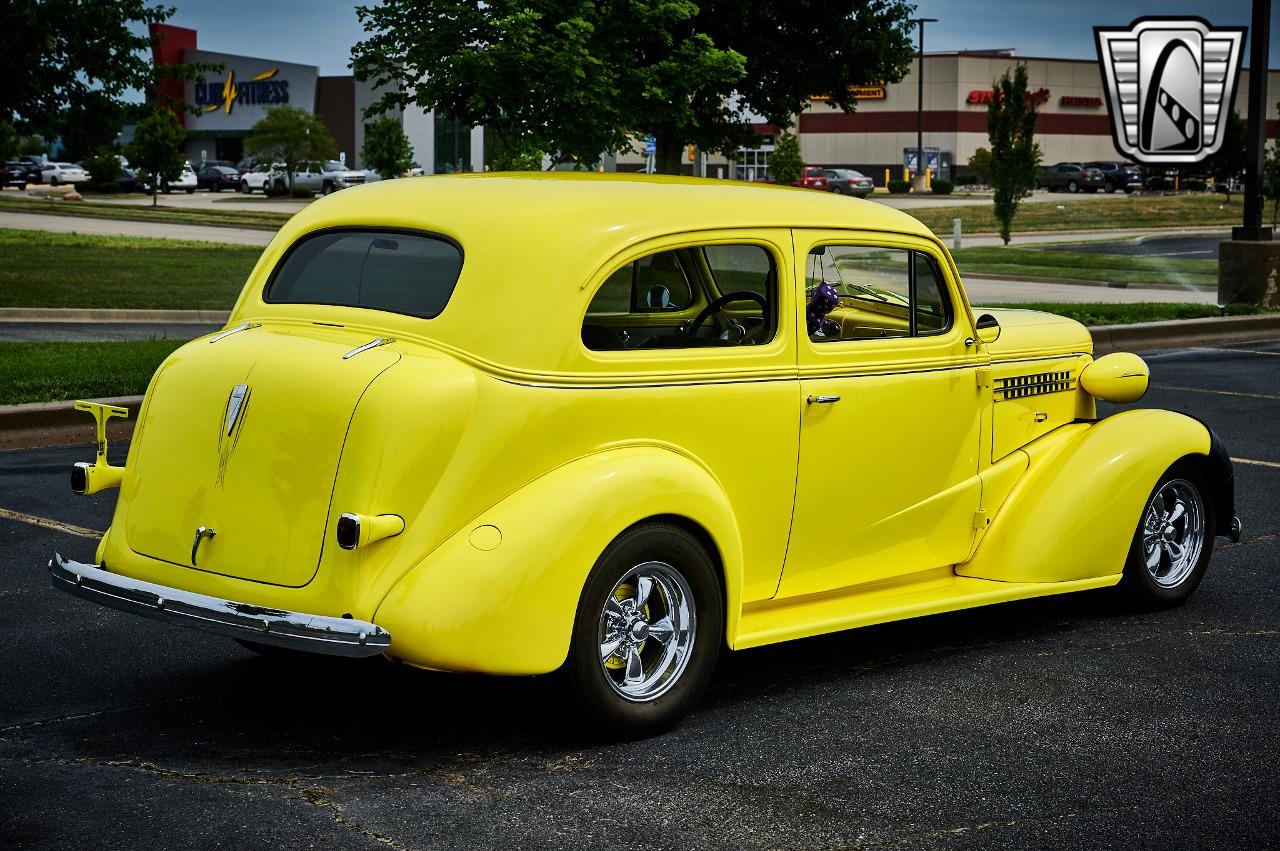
xmin=1154 ymin=384 xmax=1280 ymax=401
xmin=0 ymin=506 xmax=101 ymax=539
xmin=1233 ymin=457 xmax=1280 ymax=470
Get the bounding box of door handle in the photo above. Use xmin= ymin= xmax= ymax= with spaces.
xmin=806 ymin=394 xmax=841 ymax=405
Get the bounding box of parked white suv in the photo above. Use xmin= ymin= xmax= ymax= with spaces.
xmin=239 ymin=163 xmax=281 ymax=193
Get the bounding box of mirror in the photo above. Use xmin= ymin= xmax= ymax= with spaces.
xmin=974 ymin=313 xmax=1001 ymax=344
xmin=645 ymin=284 xmax=672 ymax=309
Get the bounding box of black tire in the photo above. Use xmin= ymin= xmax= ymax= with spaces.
xmin=1120 ymin=461 xmax=1215 ymax=608
xmin=1105 ymin=183 xmax=1116 ymax=193
xmin=1067 ymin=179 xmax=1079 ymax=193
xmin=564 ymin=522 xmax=723 ymax=737
xmin=240 ymin=180 xmax=250 ymax=194
xmin=185 ymin=187 xmax=194 ymax=193
xmin=830 ymin=185 xmax=846 ymax=195
xmin=48 ymin=177 xmax=58 ymax=187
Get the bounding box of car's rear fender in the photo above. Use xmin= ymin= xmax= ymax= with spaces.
xmin=959 ymin=410 xmax=1221 ymax=584
xmin=373 ymin=445 xmax=742 ymax=675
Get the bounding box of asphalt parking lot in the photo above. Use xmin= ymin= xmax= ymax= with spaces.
xmin=1 ymin=342 xmax=1277 ymax=850
xmin=1042 ymin=233 xmax=1227 ymax=260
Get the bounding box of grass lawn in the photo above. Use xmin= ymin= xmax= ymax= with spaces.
xmin=0 ymin=229 xmax=259 ymax=309
xmin=908 ymin=194 xmax=1247 ymax=236
xmin=950 ymin=245 xmax=1217 ymax=288
xmin=0 ymin=194 xmax=291 ymax=230
xmin=0 ymin=339 xmax=183 ymax=405
xmin=972 ymin=302 xmax=1273 ymax=326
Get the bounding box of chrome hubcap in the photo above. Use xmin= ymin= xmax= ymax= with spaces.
xmin=1141 ymin=478 xmax=1205 ymax=588
xmin=598 ymin=561 xmax=696 ymax=702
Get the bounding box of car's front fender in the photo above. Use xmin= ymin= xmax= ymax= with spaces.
xmin=959 ymin=410 xmax=1221 ymax=584
xmin=373 ymin=444 xmax=742 ymax=676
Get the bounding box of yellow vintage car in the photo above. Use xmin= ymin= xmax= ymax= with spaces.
xmin=52 ymin=174 xmax=1239 ymax=735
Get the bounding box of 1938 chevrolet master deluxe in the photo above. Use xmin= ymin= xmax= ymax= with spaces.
xmin=53 ymin=174 xmax=1238 ymax=734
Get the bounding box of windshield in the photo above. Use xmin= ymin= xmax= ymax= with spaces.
xmin=322 ymin=161 xmax=346 ymax=172
xmin=265 ymin=229 xmax=464 ymax=319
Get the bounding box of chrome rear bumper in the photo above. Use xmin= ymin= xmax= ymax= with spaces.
xmin=49 ymin=553 xmax=391 ymax=658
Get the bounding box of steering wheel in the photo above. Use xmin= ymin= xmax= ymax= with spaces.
xmin=684 ymin=290 xmax=769 ymax=343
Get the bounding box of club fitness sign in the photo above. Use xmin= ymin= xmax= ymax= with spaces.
xmin=194 ymin=68 xmax=289 ymax=114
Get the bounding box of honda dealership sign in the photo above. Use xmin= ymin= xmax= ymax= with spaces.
xmin=1094 ymin=17 xmax=1245 ymax=164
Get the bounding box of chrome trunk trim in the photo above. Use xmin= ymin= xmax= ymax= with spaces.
xmin=48 ymin=553 xmax=390 ymax=658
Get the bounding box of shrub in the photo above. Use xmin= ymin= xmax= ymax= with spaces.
xmin=930 ymin=179 xmax=954 ymax=195
xmin=952 ymin=174 xmax=977 ymax=186
xmin=887 ymin=179 xmax=911 ymax=194
xmin=82 ymin=150 xmax=122 ymax=193
xmin=1146 ymin=176 xmax=1171 ymax=191
xmin=290 ymin=186 xmax=313 ymax=199
xmin=263 ymin=182 xmax=289 ymax=197
xmin=1182 ymin=178 xmax=1207 ymax=192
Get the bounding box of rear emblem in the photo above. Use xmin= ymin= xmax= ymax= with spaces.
xmin=216 ymin=383 xmax=251 ymax=487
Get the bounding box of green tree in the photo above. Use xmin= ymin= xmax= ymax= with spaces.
xmin=244 ymin=106 xmax=337 ymax=191
xmin=967 ymin=147 xmax=993 ymax=183
xmin=1 ymin=1 xmax=216 ymax=133
xmin=83 ymin=149 xmax=123 ymax=193
xmin=361 ymin=115 xmax=414 ymax=179
xmin=769 ymin=131 xmax=803 ymax=185
xmin=353 ymin=0 xmax=916 ymax=175
xmin=1264 ymin=116 xmax=1280 ymax=227
xmin=124 ymin=108 xmax=186 ymax=207
xmin=58 ymin=91 xmax=135 ymax=163
xmin=1202 ymin=111 xmax=1246 ymax=202
xmin=986 ymin=65 xmax=1042 ymax=244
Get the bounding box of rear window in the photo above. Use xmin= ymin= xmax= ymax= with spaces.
xmin=265 ymin=229 xmax=463 ymax=319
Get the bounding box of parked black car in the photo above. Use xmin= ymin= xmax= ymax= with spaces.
xmin=116 ymin=168 xmax=144 ymax=193
xmin=1087 ymin=161 xmax=1143 ymax=194
xmin=17 ymin=155 xmax=45 ymax=184
xmin=1 ymin=162 xmax=30 ymax=189
xmin=1036 ymin=163 xmax=1105 ymax=193
xmin=196 ymin=164 xmax=239 ymax=192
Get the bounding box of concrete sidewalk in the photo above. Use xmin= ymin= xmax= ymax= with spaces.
xmin=0 ymin=210 xmax=274 ymax=245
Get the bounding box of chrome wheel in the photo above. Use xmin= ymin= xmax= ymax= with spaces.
xmin=1141 ymin=478 xmax=1205 ymax=588
xmin=597 ymin=561 xmax=696 ymax=702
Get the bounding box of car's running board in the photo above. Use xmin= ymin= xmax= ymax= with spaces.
xmin=733 ymin=567 xmax=1121 ymax=650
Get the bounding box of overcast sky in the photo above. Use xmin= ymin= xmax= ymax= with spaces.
xmin=154 ymin=0 xmax=1276 ymax=75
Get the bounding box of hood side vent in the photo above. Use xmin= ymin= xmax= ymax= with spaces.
xmin=996 ymin=370 xmax=1074 ymax=400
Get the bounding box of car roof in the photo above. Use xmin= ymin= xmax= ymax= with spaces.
xmin=241 ymin=173 xmax=940 ymax=376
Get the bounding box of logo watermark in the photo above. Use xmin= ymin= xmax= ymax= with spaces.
xmin=1094 ymin=17 xmax=1246 ymax=164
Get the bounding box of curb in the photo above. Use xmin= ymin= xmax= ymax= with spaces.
xmin=1090 ymin=313 xmax=1280 ymax=354
xmin=964 ymin=273 xmax=1207 ymax=293
xmin=0 ymin=395 xmax=142 ymax=452
xmin=0 ymin=308 xmax=230 ymax=324
xmin=1 ymin=315 xmax=1276 ymax=449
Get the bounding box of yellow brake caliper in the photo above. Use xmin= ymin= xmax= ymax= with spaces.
xmin=605 ymin=584 xmax=649 ymax=670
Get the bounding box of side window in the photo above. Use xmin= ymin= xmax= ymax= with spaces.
xmin=805 ymin=244 xmax=952 ymax=342
xmin=583 ymin=244 xmax=776 ymax=351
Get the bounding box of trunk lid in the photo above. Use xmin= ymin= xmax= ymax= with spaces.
xmin=125 ymin=325 xmax=399 ymax=586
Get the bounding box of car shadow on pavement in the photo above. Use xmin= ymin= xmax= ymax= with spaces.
xmin=20 ymin=584 xmax=1145 ymax=765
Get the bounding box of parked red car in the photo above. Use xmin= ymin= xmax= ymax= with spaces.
xmin=794 ymin=166 xmax=829 ymax=190
xmin=753 ymin=166 xmax=830 ymax=191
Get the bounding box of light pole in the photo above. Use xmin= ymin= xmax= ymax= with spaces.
xmin=912 ymin=17 xmax=938 ymax=192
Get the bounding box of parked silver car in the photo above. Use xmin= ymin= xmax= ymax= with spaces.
xmin=824 ymin=168 xmax=875 ymax=197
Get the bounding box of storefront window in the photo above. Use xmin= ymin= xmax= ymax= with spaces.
xmin=434 ymin=112 xmax=472 ymax=174
xmin=735 ymin=148 xmax=771 ymax=182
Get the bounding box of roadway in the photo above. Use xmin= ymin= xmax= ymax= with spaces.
xmin=1 ymin=341 xmax=1276 ymax=849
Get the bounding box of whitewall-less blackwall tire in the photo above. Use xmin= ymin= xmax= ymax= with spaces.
xmin=1121 ymin=462 xmax=1215 ymax=608
xmin=564 ymin=522 xmax=722 ymax=737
